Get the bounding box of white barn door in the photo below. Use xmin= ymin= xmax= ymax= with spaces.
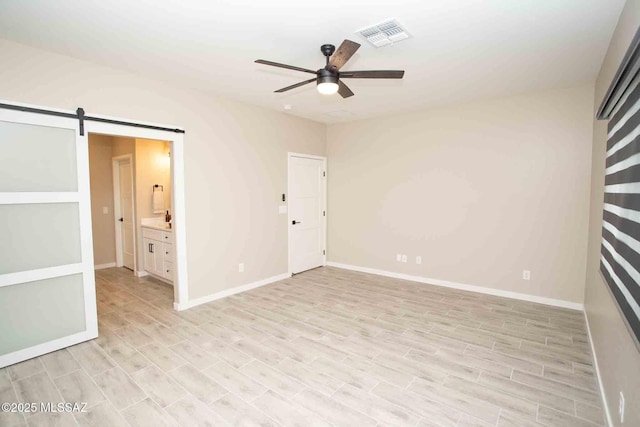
xmin=0 ymin=107 xmax=97 ymax=368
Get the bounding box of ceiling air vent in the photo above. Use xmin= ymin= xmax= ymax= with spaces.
xmin=356 ymin=19 xmax=410 ymax=48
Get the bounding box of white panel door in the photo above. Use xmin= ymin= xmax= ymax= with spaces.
xmin=117 ymin=159 xmax=135 ymax=270
xmin=289 ymin=154 xmax=326 ymax=274
xmin=0 ymin=107 xmax=97 ymax=368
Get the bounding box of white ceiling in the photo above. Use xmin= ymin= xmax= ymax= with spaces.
xmin=0 ymin=0 xmax=625 ymax=123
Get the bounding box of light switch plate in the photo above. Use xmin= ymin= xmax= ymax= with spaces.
xmin=279 ymin=205 xmax=287 ymax=214
xmin=102 ymin=207 xmax=109 ymax=214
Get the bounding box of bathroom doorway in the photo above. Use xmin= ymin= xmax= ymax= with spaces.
xmin=89 ymin=134 xmax=176 ymax=280
xmin=84 ymin=119 xmax=188 ymax=310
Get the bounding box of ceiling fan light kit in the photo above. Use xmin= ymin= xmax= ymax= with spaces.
xmin=317 ymin=82 xmax=339 ymax=95
xmin=316 ymin=69 xmax=339 ymax=95
xmin=255 ymin=39 xmax=405 ymax=98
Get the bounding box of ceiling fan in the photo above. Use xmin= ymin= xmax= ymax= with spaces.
xmin=255 ymin=39 xmax=404 ymax=98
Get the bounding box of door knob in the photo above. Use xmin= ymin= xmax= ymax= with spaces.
xmin=292 ymin=220 xmax=301 ymax=225
xmin=118 ymin=218 xmax=124 ymax=222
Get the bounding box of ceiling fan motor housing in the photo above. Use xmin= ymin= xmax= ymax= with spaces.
xmin=317 ymin=68 xmax=338 ymax=86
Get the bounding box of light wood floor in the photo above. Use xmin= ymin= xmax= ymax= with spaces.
xmin=1 ymin=267 xmax=604 ymax=427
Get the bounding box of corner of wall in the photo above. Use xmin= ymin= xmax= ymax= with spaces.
xmin=583 ymin=1 xmax=640 ymax=426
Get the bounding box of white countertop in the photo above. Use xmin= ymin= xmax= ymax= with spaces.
xmin=141 ymin=223 xmax=172 ymax=232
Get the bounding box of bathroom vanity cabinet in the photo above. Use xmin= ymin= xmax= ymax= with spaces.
xmin=142 ymin=225 xmax=173 ymax=282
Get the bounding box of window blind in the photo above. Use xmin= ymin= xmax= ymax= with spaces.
xmin=601 ymin=73 xmax=640 ymax=344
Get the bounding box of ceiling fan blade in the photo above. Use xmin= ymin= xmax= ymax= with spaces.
xmin=340 ymin=70 xmax=405 ymax=79
xmin=255 ymin=60 xmax=317 ymax=75
xmin=328 ymin=39 xmax=361 ymax=71
xmin=274 ymin=78 xmax=317 ymax=93
xmin=338 ymin=81 xmax=354 ymax=98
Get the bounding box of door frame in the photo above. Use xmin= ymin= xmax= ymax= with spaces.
xmin=112 ymin=154 xmax=136 ymax=272
xmin=287 ymin=152 xmax=327 ymax=275
xmin=0 ymin=107 xmax=97 ymax=367
xmin=86 ymin=121 xmax=189 ymax=310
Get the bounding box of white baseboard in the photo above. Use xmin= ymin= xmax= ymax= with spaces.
xmin=326 ymin=262 xmax=584 ymax=311
xmin=584 ymin=310 xmax=613 ymax=427
xmin=144 ymin=272 xmax=174 ymax=286
xmin=174 ymin=272 xmax=291 ymax=311
xmin=94 ymin=262 xmax=116 ymax=270
xmin=135 ymin=270 xmax=149 ymax=278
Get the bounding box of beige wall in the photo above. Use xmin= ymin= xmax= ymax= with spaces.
xmin=88 ymin=134 xmax=116 ymax=266
xmin=112 ymin=136 xmax=135 ymax=158
xmin=585 ymin=0 xmax=640 ymax=425
xmin=0 ymin=38 xmax=326 ymax=300
xmin=327 ymin=85 xmax=594 ymax=304
xmin=135 ymin=138 xmax=171 ymax=219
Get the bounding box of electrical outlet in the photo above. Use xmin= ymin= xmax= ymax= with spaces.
xmin=401 ymin=254 xmax=407 ymax=263
xmin=416 ymin=256 xmax=422 ymax=265
xmin=523 ymin=270 xmax=531 ymax=280
xmin=619 ymin=391 xmax=625 ymax=423
xmin=396 ymin=254 xmax=402 ymax=262
xmin=238 ymin=263 xmax=245 ymax=273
